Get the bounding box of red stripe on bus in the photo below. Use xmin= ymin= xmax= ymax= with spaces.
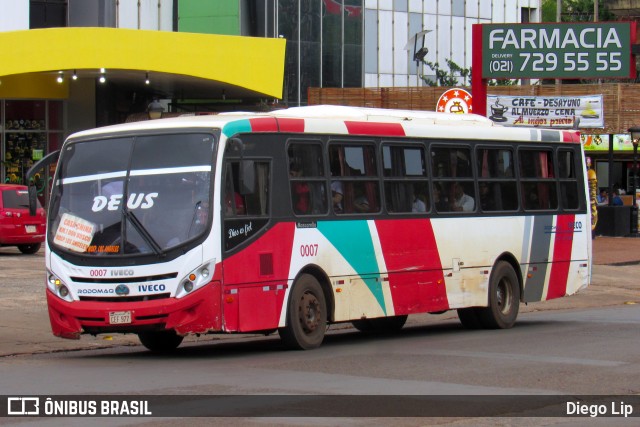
xmin=375 ymin=219 xmax=450 ymax=314
xmin=249 ymin=117 xmax=279 ymax=132
xmin=562 ymin=131 xmax=580 ymax=143
xmin=345 ymin=121 xmax=406 ymax=136
xmin=277 ymin=118 xmax=305 ymax=133
xmin=546 ymin=214 xmax=575 ymax=299
xmin=221 ymin=222 xmax=296 ymax=332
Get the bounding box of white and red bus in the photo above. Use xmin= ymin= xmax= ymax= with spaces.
xmin=28 ymin=106 xmax=591 ymax=352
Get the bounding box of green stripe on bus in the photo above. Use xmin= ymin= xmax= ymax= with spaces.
xmin=222 ymin=119 xmax=252 ymax=138
xmin=318 ymin=220 xmax=386 ymax=315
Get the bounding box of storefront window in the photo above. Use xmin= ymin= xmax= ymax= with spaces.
xmin=1 ymin=100 xmax=63 ymax=188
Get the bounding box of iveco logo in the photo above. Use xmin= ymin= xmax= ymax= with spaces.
xmin=115 ymin=285 xmax=130 ymax=296
xmin=111 ymin=269 xmax=134 ymax=277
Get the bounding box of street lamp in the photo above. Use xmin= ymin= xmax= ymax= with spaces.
xmin=627 ymin=126 xmax=640 ymax=235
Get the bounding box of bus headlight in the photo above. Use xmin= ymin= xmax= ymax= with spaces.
xmin=46 ymin=270 xmax=73 ymax=302
xmin=58 ymin=285 xmax=70 ymax=298
xmin=176 ymin=259 xmax=215 ymax=298
xmin=183 ymin=280 xmax=194 ymax=293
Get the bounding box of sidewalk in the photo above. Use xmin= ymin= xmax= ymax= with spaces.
xmin=592 ymin=235 xmax=640 ymax=265
xmin=0 ymin=236 xmax=638 ymax=357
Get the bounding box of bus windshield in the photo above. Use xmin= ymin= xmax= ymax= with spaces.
xmin=48 ymin=132 xmax=216 ymax=256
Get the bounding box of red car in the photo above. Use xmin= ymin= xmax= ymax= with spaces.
xmin=0 ymin=184 xmax=46 ymax=254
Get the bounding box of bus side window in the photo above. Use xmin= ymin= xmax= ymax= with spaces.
xmin=519 ymin=149 xmax=558 ymax=211
xmin=382 ymin=144 xmax=429 ymax=214
xmin=224 ymin=164 xmax=245 ymax=216
xmin=477 ymin=147 xmax=518 ymax=212
xmin=432 ymin=146 xmax=475 ymax=213
xmin=559 ymin=149 xmax=579 ymax=210
xmin=288 ymin=142 xmax=327 ymax=215
xmin=330 ymin=143 xmax=380 ymax=215
xmin=242 ymin=162 xmax=270 ymax=216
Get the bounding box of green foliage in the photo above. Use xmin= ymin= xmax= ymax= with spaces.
xmin=420 ymin=59 xmax=517 ymax=87
xmin=421 ymin=59 xmax=468 ymax=86
xmin=541 ymin=0 xmax=614 ymax=22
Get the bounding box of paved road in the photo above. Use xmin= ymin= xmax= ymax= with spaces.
xmin=0 ymin=305 xmax=638 ymax=427
xmin=0 ymin=236 xmax=638 ymax=357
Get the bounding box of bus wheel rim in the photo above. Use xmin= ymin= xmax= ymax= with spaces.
xmin=298 ymin=292 xmax=320 ymax=333
xmin=497 ymin=278 xmax=512 ymax=314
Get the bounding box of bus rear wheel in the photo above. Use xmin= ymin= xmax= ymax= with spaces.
xmin=352 ymin=315 xmax=408 ymax=333
xmin=138 ymin=330 xmax=184 ymax=353
xmin=279 ymin=274 xmax=327 ymax=350
xmin=477 ymin=261 xmax=520 ymax=329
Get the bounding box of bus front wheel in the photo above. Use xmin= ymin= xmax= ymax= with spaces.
xmin=477 ymin=261 xmax=520 ymax=329
xmin=279 ymin=274 xmax=327 ymax=350
xmin=138 ymin=330 xmax=184 ymax=353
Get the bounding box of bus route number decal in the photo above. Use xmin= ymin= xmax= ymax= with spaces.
xmin=89 ymin=269 xmax=107 ymax=277
xmin=300 ymin=244 xmax=319 ymax=257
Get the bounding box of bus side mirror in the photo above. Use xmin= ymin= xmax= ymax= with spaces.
xmin=239 ymin=160 xmax=255 ymax=195
xmin=28 ymin=185 xmax=38 ymax=216
xmin=26 ymin=149 xmax=60 ymax=216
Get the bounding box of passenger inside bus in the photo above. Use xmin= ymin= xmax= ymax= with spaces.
xmin=452 ymin=182 xmax=474 ymax=212
xmin=479 ymin=182 xmax=495 ymax=211
xmin=433 ymin=184 xmax=449 ymax=212
xmin=353 ymin=192 xmax=370 ymax=213
xmin=411 ymin=187 xmax=427 ymax=212
xmin=331 ymin=181 xmax=343 ymax=213
xmin=290 ymin=161 xmax=310 ymax=214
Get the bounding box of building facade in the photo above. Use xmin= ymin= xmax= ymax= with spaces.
xmin=0 ymin=0 xmax=284 ymax=186
xmin=188 ymin=0 xmax=542 ymax=105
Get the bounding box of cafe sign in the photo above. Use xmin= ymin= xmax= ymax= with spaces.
xmin=482 ymin=22 xmax=634 ymax=79
xmin=486 ymin=94 xmax=603 ymax=129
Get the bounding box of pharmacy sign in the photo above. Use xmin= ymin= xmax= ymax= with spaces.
xmin=482 ymin=22 xmax=634 ymax=79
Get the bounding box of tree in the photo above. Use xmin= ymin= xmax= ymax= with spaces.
xmin=541 ymin=0 xmax=614 ymax=23
xmin=421 ymin=59 xmax=471 ymax=87
xmin=420 ymin=59 xmax=517 ymax=87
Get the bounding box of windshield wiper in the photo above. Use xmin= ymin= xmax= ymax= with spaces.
xmin=123 ymin=209 xmax=165 ymax=257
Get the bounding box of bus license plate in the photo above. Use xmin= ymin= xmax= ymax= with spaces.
xmin=109 ymin=311 xmax=132 ymax=325
xmin=25 ymin=225 xmax=36 ymax=233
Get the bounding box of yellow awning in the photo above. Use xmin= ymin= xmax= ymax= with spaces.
xmin=0 ymin=27 xmax=286 ymax=99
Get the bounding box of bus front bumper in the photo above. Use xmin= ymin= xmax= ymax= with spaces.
xmin=46 ymin=283 xmax=222 ymax=339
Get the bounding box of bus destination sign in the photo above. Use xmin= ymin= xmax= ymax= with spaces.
xmin=482 ymin=22 xmax=634 ymax=79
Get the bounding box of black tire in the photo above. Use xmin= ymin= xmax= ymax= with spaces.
xmin=279 ymin=274 xmax=327 ymax=350
xmin=456 ymin=307 xmax=483 ymax=329
xmin=477 ymin=261 xmax=520 ymax=329
xmin=18 ymin=243 xmax=41 ymax=254
xmin=352 ymin=315 xmax=408 ymax=333
xmin=138 ymin=330 xmax=184 ymax=353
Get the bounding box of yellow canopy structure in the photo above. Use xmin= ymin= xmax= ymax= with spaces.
xmin=0 ymin=27 xmax=286 ymax=99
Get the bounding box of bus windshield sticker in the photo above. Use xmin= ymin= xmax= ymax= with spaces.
xmin=53 ymin=213 xmax=96 ymax=253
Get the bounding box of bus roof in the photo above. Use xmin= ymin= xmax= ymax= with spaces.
xmin=68 ymin=105 xmax=581 ymax=144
